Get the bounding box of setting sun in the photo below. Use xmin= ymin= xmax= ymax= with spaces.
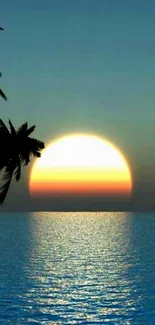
xmin=29 ymin=134 xmax=132 ymax=197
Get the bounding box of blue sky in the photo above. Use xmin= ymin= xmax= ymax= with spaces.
xmin=0 ymin=0 xmax=155 ymax=210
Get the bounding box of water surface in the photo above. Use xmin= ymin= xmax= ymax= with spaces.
xmin=0 ymin=212 xmax=155 ymax=324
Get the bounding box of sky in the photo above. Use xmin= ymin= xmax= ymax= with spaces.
xmin=0 ymin=0 xmax=155 ymax=211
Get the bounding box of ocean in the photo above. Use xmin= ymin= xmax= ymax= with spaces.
xmin=0 ymin=212 xmax=155 ymax=324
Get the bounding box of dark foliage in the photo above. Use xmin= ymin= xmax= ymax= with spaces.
xmin=0 ymin=119 xmax=45 ymax=204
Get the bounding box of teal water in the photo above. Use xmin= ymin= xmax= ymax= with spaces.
xmin=0 ymin=212 xmax=155 ymax=324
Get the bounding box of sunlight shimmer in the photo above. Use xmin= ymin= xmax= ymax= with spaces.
xmin=29 ymin=134 xmax=132 ymax=197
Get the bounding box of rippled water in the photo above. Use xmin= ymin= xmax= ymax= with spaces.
xmin=0 ymin=212 xmax=155 ymax=324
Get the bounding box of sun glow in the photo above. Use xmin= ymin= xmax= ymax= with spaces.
xmin=29 ymin=134 xmax=132 ymax=197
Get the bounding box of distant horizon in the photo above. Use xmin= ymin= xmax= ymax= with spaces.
xmin=2 ymin=205 xmax=155 ymax=213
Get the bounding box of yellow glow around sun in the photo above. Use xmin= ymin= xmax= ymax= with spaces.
xmin=29 ymin=134 xmax=132 ymax=197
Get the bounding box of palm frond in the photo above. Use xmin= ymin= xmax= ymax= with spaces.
xmin=14 ymin=160 xmax=21 ymax=182
xmin=0 ymin=163 xmax=15 ymax=205
xmin=26 ymin=125 xmax=36 ymax=136
xmin=0 ymin=119 xmax=10 ymax=136
xmin=20 ymin=137 xmax=45 ymax=166
xmin=0 ymin=89 xmax=7 ymax=101
xmin=17 ymin=123 xmax=36 ymax=137
xmin=0 ymin=120 xmax=12 ymax=170
xmin=8 ymin=120 xmax=16 ymax=136
xmin=17 ymin=122 xmax=28 ymax=136
xmin=29 ymin=138 xmax=45 ymax=151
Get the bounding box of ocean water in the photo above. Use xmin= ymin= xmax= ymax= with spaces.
xmin=0 ymin=212 xmax=155 ymax=324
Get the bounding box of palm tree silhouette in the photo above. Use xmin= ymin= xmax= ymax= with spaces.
xmin=0 ymin=119 xmax=45 ymax=204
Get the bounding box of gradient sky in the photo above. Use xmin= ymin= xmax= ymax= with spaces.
xmin=0 ymin=0 xmax=155 ymax=210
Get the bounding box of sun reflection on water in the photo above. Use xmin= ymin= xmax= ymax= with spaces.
xmin=25 ymin=212 xmax=136 ymax=323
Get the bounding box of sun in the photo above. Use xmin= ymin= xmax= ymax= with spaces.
xmin=29 ymin=134 xmax=132 ymax=197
